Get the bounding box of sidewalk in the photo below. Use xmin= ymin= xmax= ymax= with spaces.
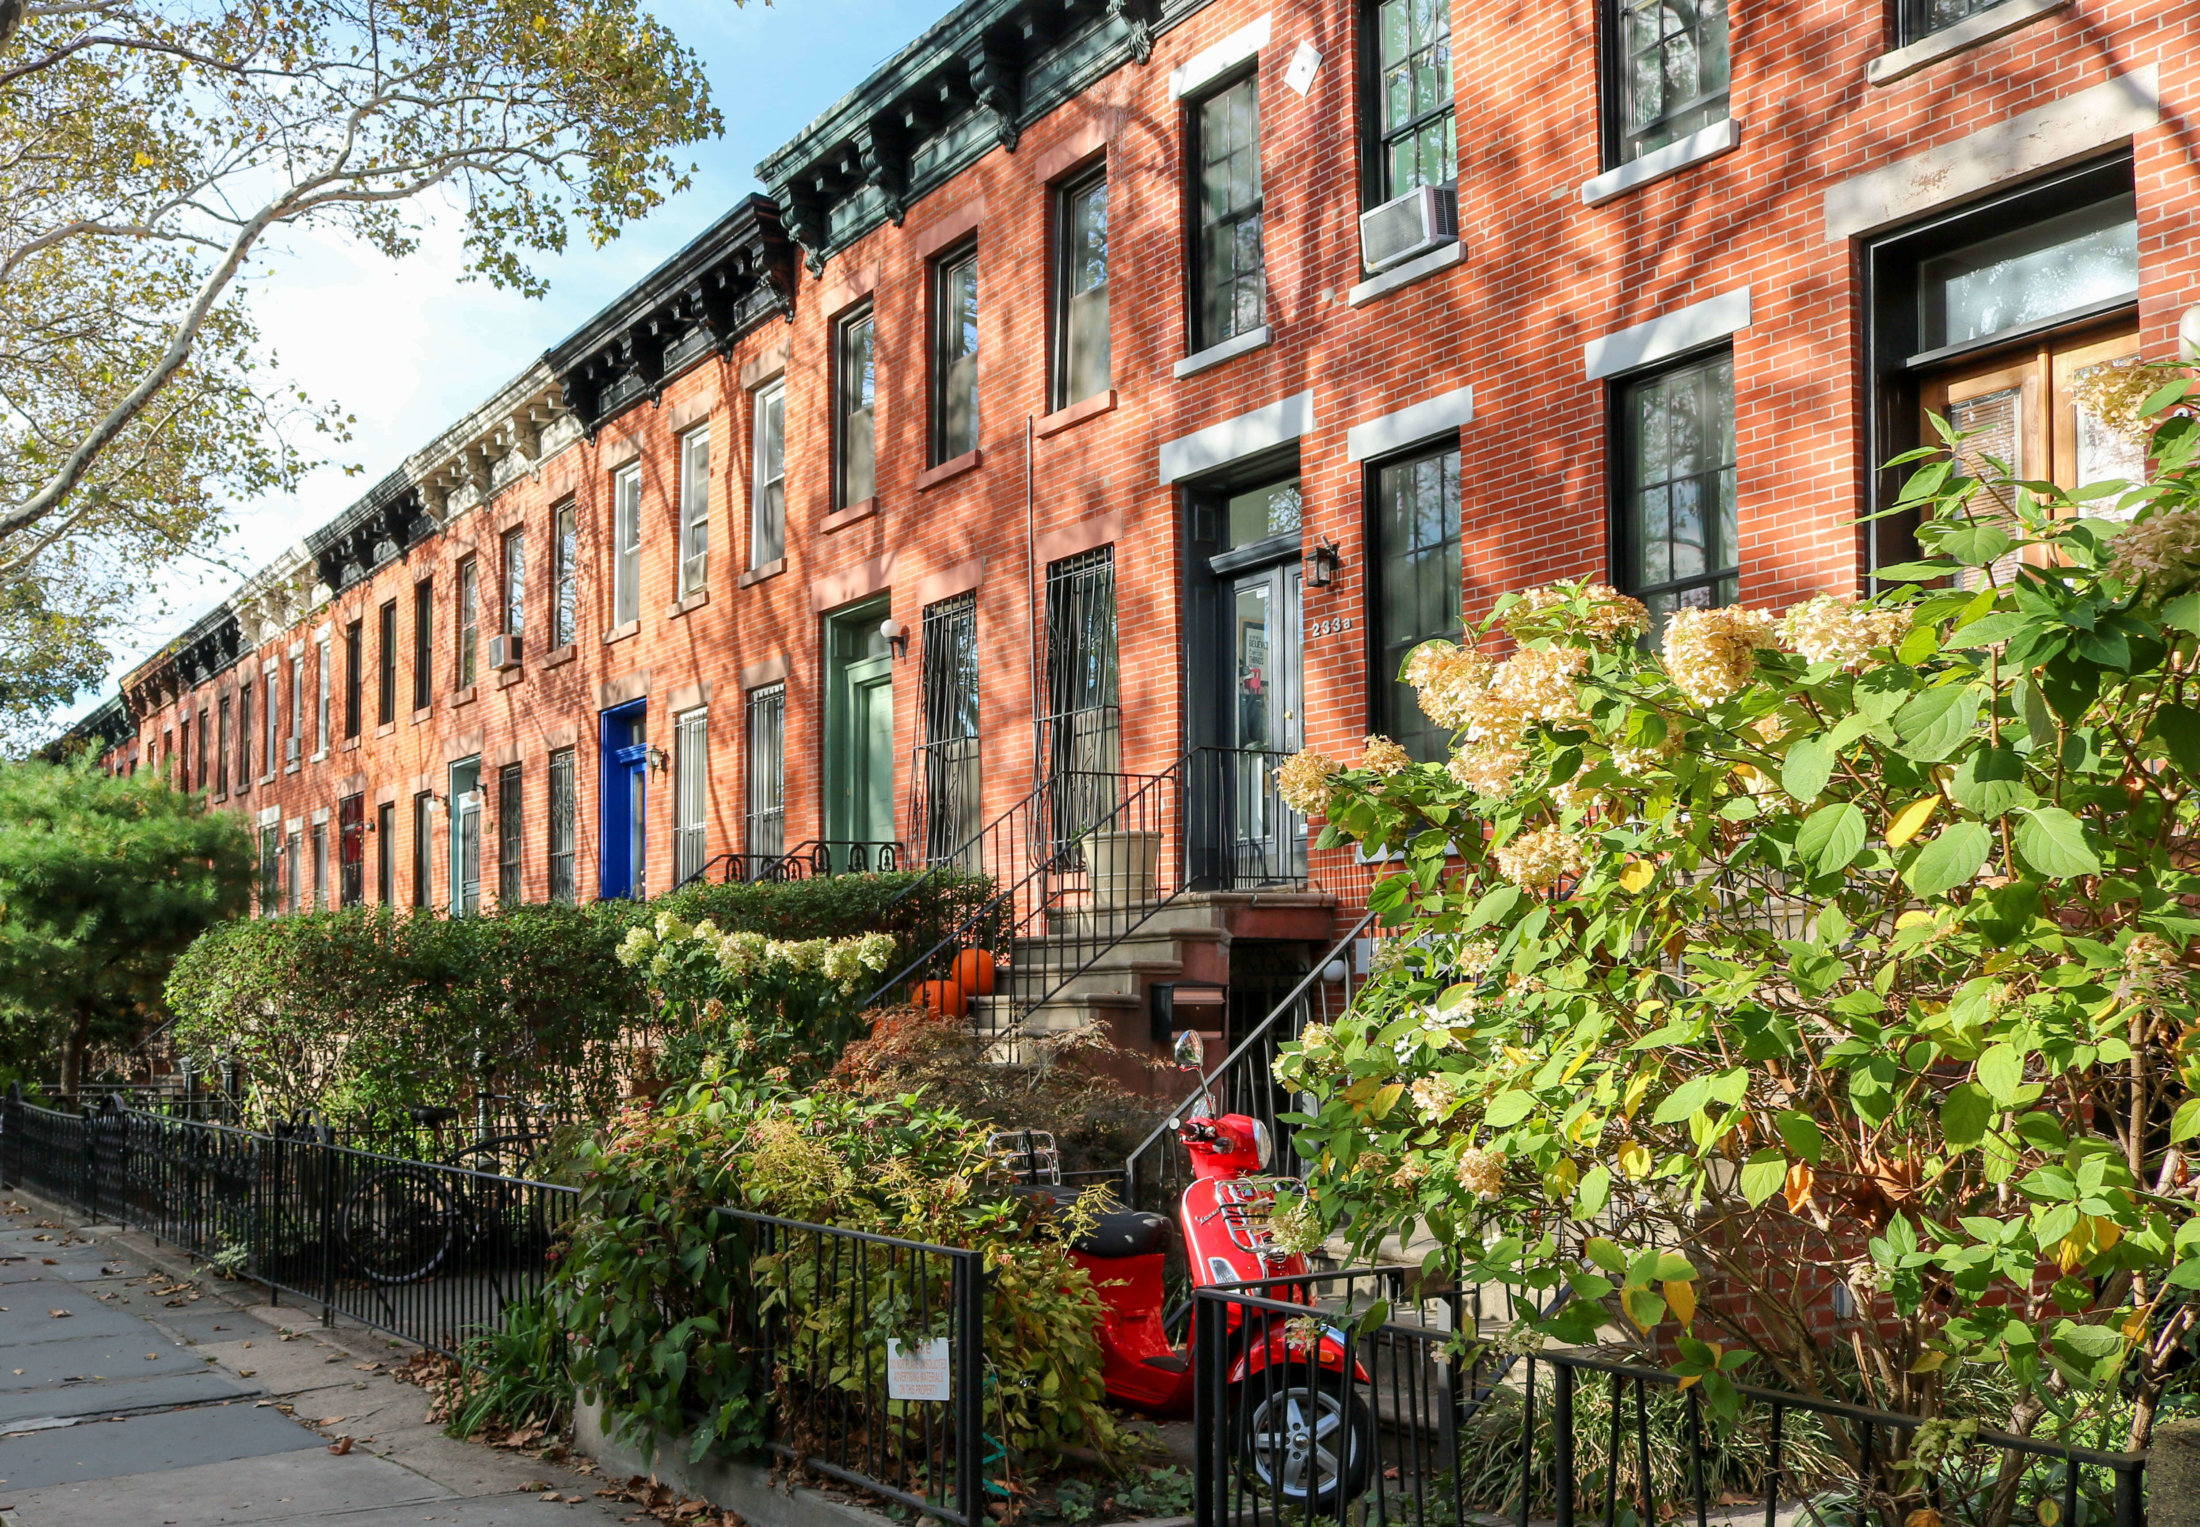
xmin=0 ymin=1193 xmax=634 ymax=1526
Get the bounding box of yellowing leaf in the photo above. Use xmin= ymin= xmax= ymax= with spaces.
xmin=1783 ymin=1162 xmax=1816 ymax=1213
xmin=1664 ymin=1278 xmax=1697 ymax=1326
xmin=1616 ymin=1141 xmax=1651 ymax=1179
xmin=1887 ymin=794 xmax=1940 ymax=848
xmin=1896 ymin=910 xmax=1936 ymax=930
xmin=1908 ymin=1351 xmax=1949 ymax=1374
xmin=1618 ymin=858 xmax=1656 ymax=893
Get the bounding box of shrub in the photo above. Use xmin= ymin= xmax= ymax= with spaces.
xmin=1274 ymin=376 xmax=2200 ymax=1451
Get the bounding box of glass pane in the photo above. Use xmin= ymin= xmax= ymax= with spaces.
xmin=1225 ymin=479 xmax=1302 ymax=547
xmin=1232 ymin=582 xmax=1273 ymax=751
xmin=1923 ymin=195 xmax=2139 ymax=350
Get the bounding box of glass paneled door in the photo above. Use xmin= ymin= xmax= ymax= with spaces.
xmin=1221 ymin=559 xmax=1304 ymax=881
xmin=448 ymin=757 xmax=482 ymax=915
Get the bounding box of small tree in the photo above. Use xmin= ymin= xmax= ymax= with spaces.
xmin=1272 ymin=363 xmax=2200 ymax=1466
xmin=0 ymin=761 xmax=253 ymax=1092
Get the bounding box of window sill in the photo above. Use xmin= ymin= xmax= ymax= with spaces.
xmin=666 ymin=588 xmax=709 ymax=619
xmin=341 ymin=737 xmax=361 ymax=753
xmin=452 ymin=686 xmax=477 ymax=708
xmin=822 ymin=497 xmax=879 ymax=533
xmin=917 ymin=449 xmax=982 ymax=491
xmin=603 ymin=620 xmax=640 ymax=645
xmin=310 ymin=749 xmax=328 ymax=765
xmin=284 ymin=762 xmax=300 ymax=776
xmin=1866 ymin=0 xmax=2069 ymax=85
xmin=376 ymin=721 xmax=397 ymax=739
xmin=260 ymin=772 xmax=276 ymax=787
xmin=542 ymin=643 xmax=579 ymax=669
xmin=1579 ymin=117 xmax=1738 ymax=206
xmin=1347 ymin=241 xmax=1464 ymax=308
xmin=739 ymin=558 xmax=787 ymax=588
xmin=1037 ymin=389 xmax=1117 ymax=438
xmin=494 ymin=666 xmax=523 ymax=689
xmin=1173 ymin=325 xmax=1271 ymax=380
xmin=411 ymin=705 xmax=433 ymax=725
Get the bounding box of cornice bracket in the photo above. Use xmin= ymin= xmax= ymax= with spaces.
xmin=963 ymin=35 xmax=1021 ymax=153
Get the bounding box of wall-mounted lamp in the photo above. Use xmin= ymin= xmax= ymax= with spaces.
xmin=879 ymin=615 xmax=909 ymax=661
xmin=1308 ymin=535 xmax=1344 ymax=587
xmin=647 ymin=744 xmax=669 ymax=774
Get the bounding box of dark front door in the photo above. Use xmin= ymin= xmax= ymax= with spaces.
xmin=599 ymin=701 xmax=647 ymax=899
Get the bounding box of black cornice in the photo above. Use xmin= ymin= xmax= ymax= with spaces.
xmin=44 ymin=694 xmax=132 ymax=762
xmin=545 ymin=194 xmax=796 ymax=438
xmin=172 ymin=604 xmax=244 ymax=691
xmin=756 ymin=0 xmax=1208 ymax=271
xmin=306 ymin=469 xmax=429 ymax=593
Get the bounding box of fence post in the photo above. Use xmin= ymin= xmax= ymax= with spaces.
xmin=954 ymin=1248 xmax=983 ymax=1527
xmin=317 ymin=1133 xmax=337 ymax=1326
xmin=1192 ymin=1291 xmax=1221 ymax=1527
xmin=1 ymin=1082 xmax=18 ymax=1189
xmin=1553 ymin=1360 xmax=1576 ymax=1527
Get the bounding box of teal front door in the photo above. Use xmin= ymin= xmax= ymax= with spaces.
xmin=826 ymin=602 xmax=896 ymax=869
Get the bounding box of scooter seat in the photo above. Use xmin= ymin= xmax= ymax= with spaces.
xmin=1071 ymin=1210 xmax=1170 ymax=1259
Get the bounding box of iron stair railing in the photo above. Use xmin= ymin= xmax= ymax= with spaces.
xmin=673 ymin=839 xmax=904 ymax=892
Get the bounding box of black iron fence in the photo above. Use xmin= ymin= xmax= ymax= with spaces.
xmin=1192 ymin=1269 xmax=2149 ymax=1527
xmin=1 ymin=1088 xmax=575 ymax=1358
xmin=677 ymin=838 xmax=905 ymax=889
xmin=716 ymin=1207 xmax=986 ymax=1526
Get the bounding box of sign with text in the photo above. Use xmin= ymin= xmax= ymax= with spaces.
xmin=885 ymin=1337 xmax=952 ymax=1402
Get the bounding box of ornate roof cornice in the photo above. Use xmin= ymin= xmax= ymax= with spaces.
xmin=545 ymin=195 xmax=797 ymax=438
xmin=756 ymin=0 xmax=1204 ymax=272
xmin=402 ymin=361 xmax=576 ymax=526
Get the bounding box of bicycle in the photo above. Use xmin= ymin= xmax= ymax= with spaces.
xmin=338 ymin=1099 xmax=558 ymax=1286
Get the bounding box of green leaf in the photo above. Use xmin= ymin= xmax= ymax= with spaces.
xmin=1940 ymin=525 xmax=2014 ymax=567
xmin=1781 ymin=737 xmax=1834 ymax=804
xmin=2015 ymin=807 xmax=2101 ymax=880
xmin=1776 ymin=1111 xmax=1824 ymax=1165
xmin=1652 ymin=1076 xmax=1712 ymax=1126
xmin=1904 ymin=821 xmax=1994 ymax=898
xmin=1949 ymin=745 xmax=2030 ymax=817
xmin=1942 ymin=1083 xmax=1994 ymax=1150
xmin=2170 ymin=1097 xmax=2200 ymax=1144
xmin=1484 ymin=1090 xmax=1534 ymax=1127
xmin=1893 ymin=685 xmax=1981 ymax=762
xmin=1945 ymin=611 xmax=2032 ymax=648
xmin=1465 ymin=884 xmax=1521 ymax=930
xmin=2160 ymin=591 xmax=2200 ymax=637
xmin=1575 ymin=1164 xmax=1612 ymax=1219
xmin=2149 ymin=705 xmax=2200 ymax=780
xmin=1796 ymin=802 xmax=1866 ymax=875
xmin=1738 ymin=1149 xmax=1788 ymax=1208
xmin=1977 ymin=1043 xmax=2025 ymax=1107
xmin=1583 ymin=1236 xmax=1627 ymax=1274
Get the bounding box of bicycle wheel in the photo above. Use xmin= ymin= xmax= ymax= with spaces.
xmin=341 ymin=1165 xmax=460 ymax=1284
xmin=450 ymin=1136 xmax=548 ymax=1260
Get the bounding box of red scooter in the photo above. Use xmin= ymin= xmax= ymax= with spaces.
xmin=993 ymin=1032 xmax=1373 ymax=1508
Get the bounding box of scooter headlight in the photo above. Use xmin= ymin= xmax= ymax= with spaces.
xmin=1247 ymin=1117 xmax=1274 ymax=1169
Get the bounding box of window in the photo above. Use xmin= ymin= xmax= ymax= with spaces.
xmin=344 ymin=619 xmax=362 ymax=739
xmin=553 ymin=501 xmax=578 ymax=649
xmin=1603 ymin=0 xmax=1729 ymax=166
xmin=338 ymin=794 xmax=365 ymax=908
xmin=237 ymin=682 xmax=253 ymax=789
xmin=501 ymin=527 xmax=526 ymax=642
xmin=932 ymin=247 xmax=980 ymax=463
xmin=315 ymin=641 xmax=329 ymax=755
xmin=457 ymin=555 xmax=479 ymax=688
xmin=835 ymin=306 xmax=877 ymax=507
xmin=265 ymin=668 xmax=280 ymax=774
xmin=259 ymin=825 xmax=280 ymax=916
xmin=674 ymin=708 xmax=709 ymax=886
xmin=499 ymin=763 xmax=524 ymax=905
xmin=216 ymin=696 xmax=231 ymax=796
xmin=548 ymin=747 xmax=577 ymax=903
xmin=377 ymin=601 xmax=397 ymax=726
xmin=1900 ymin=0 xmax=2006 ymax=45
xmin=1192 ymin=74 xmax=1265 ymax=350
xmin=744 ymin=685 xmax=785 ymax=866
xmin=412 ymin=579 xmax=433 ymax=712
xmin=679 ymin=426 xmax=710 ymax=597
xmin=1615 ymin=349 xmax=1737 ymax=625
xmin=376 ymin=801 xmax=395 ymax=904
xmin=1371 ymin=446 xmax=1463 ymax=763
xmin=284 ymin=830 xmax=301 ymax=914
xmin=1368 ymin=0 xmax=1455 ymax=201
xmin=919 ymin=593 xmax=981 ymax=863
xmin=411 ymin=791 xmax=433 ymax=907
xmin=750 ymin=383 xmax=786 ymax=567
xmin=1054 ymin=172 xmax=1111 ymax=409
xmin=196 ymin=706 xmax=210 ymax=791
xmin=611 ymin=464 xmax=642 ymax=627
xmin=312 ymin=821 xmax=327 ymax=910
xmin=1917 ymin=194 xmax=2137 ymax=356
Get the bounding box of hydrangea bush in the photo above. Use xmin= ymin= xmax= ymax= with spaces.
xmin=1272 ymin=375 xmax=2200 ymax=1449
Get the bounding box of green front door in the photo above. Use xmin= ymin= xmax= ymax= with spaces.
xmin=826 ymin=602 xmax=896 ymax=865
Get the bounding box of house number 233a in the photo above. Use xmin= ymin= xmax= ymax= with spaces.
xmin=1311 ymin=616 xmax=1355 ymax=638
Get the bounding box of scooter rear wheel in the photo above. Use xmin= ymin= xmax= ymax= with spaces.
xmin=1234 ymin=1363 xmax=1374 ymax=1512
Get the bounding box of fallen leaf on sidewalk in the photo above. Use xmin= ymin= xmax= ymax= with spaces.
xmin=237 ymin=1369 xmax=254 ymax=1377
xmin=318 ymin=1416 xmax=344 ymax=1426
xmin=39 ymin=1258 xmax=55 ymax=1266
xmin=144 ymin=1354 xmax=157 ymax=1361
xmin=327 ymin=1436 xmax=352 ymax=1456
xmin=46 ymin=1310 xmax=68 ymax=1318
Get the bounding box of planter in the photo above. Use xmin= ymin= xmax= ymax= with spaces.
xmin=1086 ymin=830 xmax=1160 ymax=907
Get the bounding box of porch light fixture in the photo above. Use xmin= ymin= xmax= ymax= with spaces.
xmin=647 ymin=744 xmax=669 ymax=773
xmin=1308 ymin=535 xmax=1343 ymax=587
xmin=879 ymin=615 xmax=908 ymax=661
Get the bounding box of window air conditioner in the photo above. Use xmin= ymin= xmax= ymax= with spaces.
xmin=285 ymin=737 xmax=301 ymax=764
xmin=1358 ymin=185 xmax=1457 ymax=274
xmin=490 ymin=634 xmax=522 ymax=671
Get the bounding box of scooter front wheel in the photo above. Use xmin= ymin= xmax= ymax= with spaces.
xmin=1233 ymin=1363 xmax=1374 ymax=1512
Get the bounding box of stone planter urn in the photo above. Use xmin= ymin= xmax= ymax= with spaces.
xmin=1086 ymin=829 xmax=1161 ymax=906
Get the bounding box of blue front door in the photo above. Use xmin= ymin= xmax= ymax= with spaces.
xmin=600 ymin=701 xmax=648 ymax=900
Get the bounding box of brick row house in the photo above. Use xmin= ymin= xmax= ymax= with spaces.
xmin=65 ymin=0 xmax=2200 ymax=1048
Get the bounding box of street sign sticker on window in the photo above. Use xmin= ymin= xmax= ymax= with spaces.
xmin=885 ymin=1338 xmax=952 ymax=1402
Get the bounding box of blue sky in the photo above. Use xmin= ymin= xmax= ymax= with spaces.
xmin=82 ymin=0 xmax=951 ymax=719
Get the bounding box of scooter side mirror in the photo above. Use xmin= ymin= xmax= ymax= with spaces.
xmin=1172 ymin=1029 xmax=1205 ymax=1072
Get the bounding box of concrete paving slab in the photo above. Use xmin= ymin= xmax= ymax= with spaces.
xmin=0 ymin=1333 xmax=203 ymax=1390
xmin=0 ymin=1287 xmax=152 ymax=1348
xmin=147 ymin=1310 xmax=255 ymax=1345
xmin=0 ymin=1370 xmax=255 ymax=1427
xmin=0 ymin=1400 xmax=325 ymax=1490
xmin=2 ymin=1444 xmax=455 ymax=1526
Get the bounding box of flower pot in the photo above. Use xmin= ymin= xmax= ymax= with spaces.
xmin=1087 ymin=829 xmax=1161 ymax=907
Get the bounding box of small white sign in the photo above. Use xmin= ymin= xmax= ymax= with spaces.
xmin=1283 ymin=41 xmax=1322 ymax=97
xmin=886 ymin=1338 xmax=952 ymax=1403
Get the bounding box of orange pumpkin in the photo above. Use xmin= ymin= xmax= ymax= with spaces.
xmin=953 ymin=949 xmax=997 ymax=997
xmin=913 ymin=978 xmax=967 ymax=1018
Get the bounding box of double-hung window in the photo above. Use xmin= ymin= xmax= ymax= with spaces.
xmin=339 ymin=794 xmax=365 ymax=908
xmin=1054 ymin=172 xmax=1110 ymax=408
xmin=259 ymin=825 xmax=280 ymax=916
xmin=548 ymin=747 xmax=577 ymax=903
xmin=678 ymin=426 xmax=710 ymax=597
xmin=237 ymin=682 xmax=253 ymax=788
xmin=674 ymin=707 xmax=709 ymax=886
xmin=750 ymin=382 xmax=786 ymax=567
xmin=216 ymin=696 xmax=231 ymax=796
xmin=932 ymin=247 xmax=980 ymax=464
xmin=1603 ymin=0 xmax=1729 ymax=165
xmin=498 ymin=764 xmax=524 ymax=905
xmin=1372 ymin=446 xmax=1463 ymax=763
xmin=344 ymin=619 xmax=363 ymax=739
xmin=412 ymin=579 xmax=433 ymax=712
xmin=265 ymin=668 xmax=280 ymax=774
xmin=311 ymin=821 xmax=328 ymax=911
xmin=377 ymin=600 xmax=397 ymax=726
xmin=376 ymin=801 xmax=395 ymax=904
xmin=1614 ymin=348 xmax=1738 ymax=626
xmin=835 ymin=306 xmax=877 ymax=507
xmin=553 ymin=502 xmax=578 ymax=649
xmin=457 ymin=556 xmax=479 ymax=688
xmin=1192 ymin=74 xmax=1265 ymax=350
xmin=287 ymin=657 xmax=302 ymax=762
xmin=501 ymin=527 xmax=526 ymax=649
xmin=285 ymin=829 xmax=301 ymax=914
xmin=745 ymin=684 xmax=785 ymax=866
xmin=411 ymin=791 xmax=433 ymax=907
xmin=314 ymin=641 xmax=330 ymax=755
xmin=612 ymin=463 xmax=642 ymax=626
xmin=1368 ymin=0 xmax=1456 ymax=200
